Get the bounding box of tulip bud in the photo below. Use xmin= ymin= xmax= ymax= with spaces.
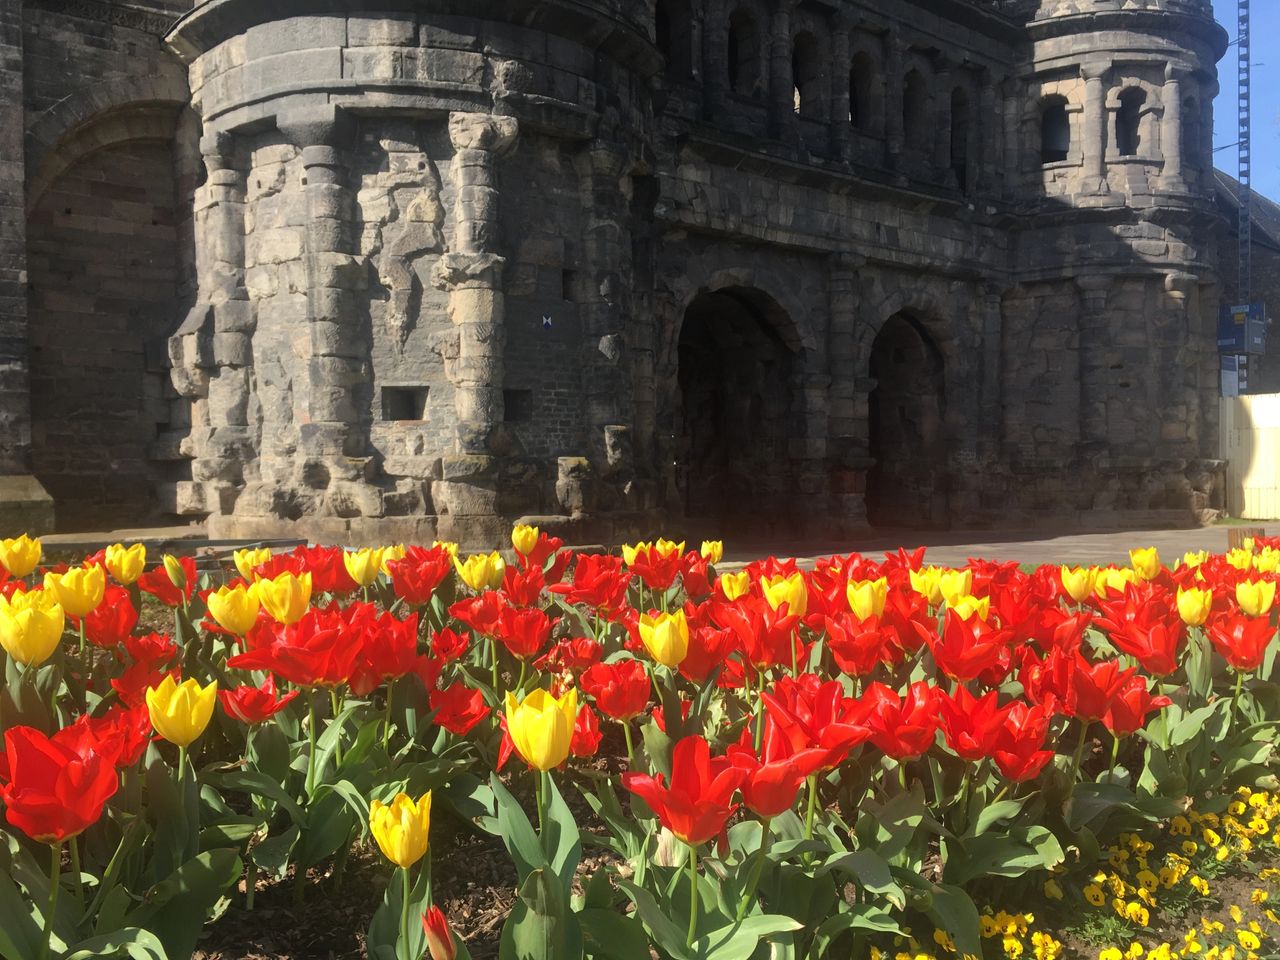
xmin=1129 ymin=546 xmax=1161 ymax=581
xmin=511 ymin=524 xmax=539 ymax=557
xmin=1176 ymin=586 xmax=1213 ymax=627
xmin=1180 ymin=550 xmax=1208 ymax=569
xmin=909 ymin=566 xmax=945 ymax=605
xmin=380 ymin=544 xmax=406 ymax=575
xmin=1226 ymin=548 xmax=1254 ymax=570
xmin=0 ymin=534 xmax=42 ymax=578
xmin=718 ymin=570 xmax=750 ymax=601
xmin=937 ymin=569 xmax=973 ymax=605
xmin=432 ymin=540 xmax=460 ymax=557
xmin=146 ymin=675 xmax=218 ymax=748
xmin=207 ymin=583 xmax=261 ymax=635
xmin=1060 ymin=565 xmax=1095 ymax=603
xmin=43 ymin=565 xmax=105 ymax=618
xmin=233 ymin=547 xmax=272 ymax=581
xmin=1093 ymin=566 xmax=1137 ymax=599
xmin=637 ymin=610 xmax=689 ymax=667
xmin=699 ymin=540 xmax=723 ymax=564
xmin=453 ymin=551 xmax=505 ymax=592
xmin=343 ymin=547 xmax=385 ymax=587
xmin=163 ymin=554 xmax=187 ymax=591
xmin=422 ymin=906 xmax=458 ymax=960
xmin=655 ymin=538 xmax=685 ymax=559
xmin=1236 ymin=579 xmax=1276 ymax=618
xmin=104 ymin=543 xmax=146 ymax=585
xmin=369 ymin=791 xmax=432 ymax=869
xmin=621 ymin=541 xmax=650 ymax=566
xmin=1254 ymin=549 xmax=1280 ymax=574
xmin=257 ymin=571 xmax=312 ymax=625
xmin=0 ymin=589 xmax=64 ymax=666
xmin=504 ymin=688 xmax=577 ymax=771
xmin=761 ymin=572 xmax=807 ymax=618
xmin=846 ymin=577 xmax=888 ymax=621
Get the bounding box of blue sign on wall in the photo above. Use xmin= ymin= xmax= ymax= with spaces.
xmin=1218 ymin=302 xmax=1267 ymax=354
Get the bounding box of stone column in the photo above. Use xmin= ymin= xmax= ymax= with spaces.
xmin=976 ymin=282 xmax=1006 ymax=463
xmin=702 ymin=0 xmax=729 ymax=120
xmin=1080 ymin=61 xmax=1111 ymax=195
xmin=978 ymin=70 xmax=1001 ymax=195
xmin=768 ymin=2 xmax=796 ymax=142
xmin=1159 ymin=64 xmax=1186 ymax=191
xmin=1076 ymin=275 xmax=1113 ymax=450
xmin=278 ymin=106 xmax=381 ymax=515
xmin=430 ymin=112 xmax=518 ymax=545
xmin=1000 ymin=75 xmax=1020 ymax=198
xmin=826 ymin=254 xmax=867 ymax=531
xmin=830 ymin=22 xmax=853 ymax=162
xmin=574 ymin=139 xmax=633 ymax=488
xmin=884 ymin=34 xmax=905 ymax=170
xmin=0 ymin=5 xmax=53 ymax=533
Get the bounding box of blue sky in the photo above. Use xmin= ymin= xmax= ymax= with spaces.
xmin=1211 ymin=0 xmax=1280 ymax=199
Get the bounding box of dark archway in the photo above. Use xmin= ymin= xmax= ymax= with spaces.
xmin=866 ymin=313 xmax=948 ymax=528
xmin=677 ymin=287 xmax=800 ymax=531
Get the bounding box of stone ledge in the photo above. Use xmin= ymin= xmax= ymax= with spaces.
xmin=0 ymin=474 xmax=55 ymax=536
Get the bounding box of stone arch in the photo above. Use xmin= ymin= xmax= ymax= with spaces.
xmin=902 ymin=67 xmax=930 ymax=151
xmin=725 ymin=2 xmax=766 ymax=98
xmin=791 ymin=30 xmax=826 ymax=120
xmin=849 ymin=48 xmax=882 ymax=134
xmin=1105 ymin=78 xmax=1162 ymax=161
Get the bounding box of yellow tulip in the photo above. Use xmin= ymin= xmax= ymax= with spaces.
xmin=1227 ymin=547 xmax=1255 ymax=571
xmin=1176 ymin=586 xmax=1214 ymax=627
xmin=369 ymin=791 xmax=433 ymax=869
xmin=1181 ymin=550 xmax=1209 ymax=569
xmin=453 ymin=551 xmax=505 ymax=591
xmin=233 ymin=547 xmax=272 ymax=581
xmin=206 ymin=583 xmax=261 ymax=635
xmin=146 ymin=675 xmax=217 ymax=748
xmin=257 ymin=571 xmax=312 ymax=625
xmin=1129 ymin=546 xmax=1161 ymax=581
xmin=0 ymin=534 xmax=41 ymax=577
xmin=0 ymin=589 xmax=64 ymax=666
xmin=655 ymin=538 xmax=685 ymax=558
xmin=937 ymin=569 xmax=973 ymax=605
xmin=761 ymin=572 xmax=807 ymax=617
xmin=43 ymin=565 xmax=105 ymax=618
xmin=343 ymin=547 xmax=385 ymax=587
xmin=718 ymin=570 xmax=750 ymax=601
xmin=909 ymin=566 xmax=944 ymax=605
xmin=380 ymin=544 xmax=406 ymax=575
xmin=504 ymin=687 xmax=578 ymax=772
xmin=947 ymin=594 xmax=990 ymax=621
xmin=621 ymin=542 xmax=651 ymax=566
xmin=162 ymin=554 xmax=187 ymax=592
xmin=1060 ymin=565 xmax=1096 ymax=603
xmin=1255 ymin=548 xmax=1280 ymax=574
xmin=1236 ymin=579 xmax=1276 ymax=618
xmin=1094 ymin=566 xmax=1137 ymax=599
xmin=511 ymin=524 xmax=539 ymax=556
xmin=432 ymin=540 xmax=460 ymax=557
xmin=1244 ymin=536 xmax=1257 ymax=552
xmin=699 ymin=540 xmax=723 ymax=564
xmin=846 ymin=577 xmax=888 ymax=621
xmin=637 ymin=610 xmax=689 ymax=667
xmin=104 ymin=543 xmax=146 ymax=585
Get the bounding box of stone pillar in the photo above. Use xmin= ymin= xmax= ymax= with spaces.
xmin=0 ymin=7 xmax=53 ymax=533
xmin=768 ymin=2 xmax=795 ymax=142
xmin=830 ymin=22 xmax=853 ymax=162
xmin=1159 ymin=64 xmax=1186 ymax=191
xmin=976 ymin=282 xmax=1006 ymax=463
xmin=1081 ymin=61 xmax=1111 ymax=195
xmin=884 ymin=34 xmax=905 ymax=170
xmin=826 ymin=254 xmax=866 ymax=531
xmin=978 ymin=70 xmax=1001 ymax=195
xmin=1076 ymin=275 xmax=1113 ymax=451
xmin=1000 ymin=75 xmax=1020 ymax=198
xmin=702 ymin=0 xmax=729 ymax=120
xmin=574 ymin=139 xmax=633 ymax=488
xmin=430 ymin=112 xmax=518 ymax=545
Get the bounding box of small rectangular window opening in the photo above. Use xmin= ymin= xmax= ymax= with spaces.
xmin=504 ymin=389 xmax=534 ymax=423
xmin=382 ymin=386 xmax=428 ymax=421
xmin=562 ymin=269 xmax=576 ymax=302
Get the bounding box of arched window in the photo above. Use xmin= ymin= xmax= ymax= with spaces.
xmin=727 ymin=7 xmax=760 ymax=97
xmin=655 ymin=0 xmax=692 ymax=80
xmin=1040 ymin=96 xmax=1070 ymax=164
xmin=850 ymin=51 xmax=878 ymax=131
xmin=1116 ymin=88 xmax=1146 ymax=157
xmin=950 ymin=87 xmax=970 ymax=186
xmin=903 ymin=69 xmax=929 ymax=149
xmin=793 ymin=32 xmax=823 ymax=119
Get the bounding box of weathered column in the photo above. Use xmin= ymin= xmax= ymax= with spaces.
xmin=1080 ymin=61 xmax=1111 ymax=195
xmin=278 ymin=106 xmax=381 ymax=515
xmin=1159 ymin=64 xmax=1186 ymax=191
xmin=0 ymin=6 xmax=53 ymax=533
xmin=933 ymin=64 xmax=953 ymax=177
xmin=976 ymin=282 xmax=1006 ymax=463
xmin=826 ymin=254 xmax=867 ymax=531
xmin=702 ymin=0 xmax=729 ymax=119
xmin=768 ymin=2 xmax=796 ymax=142
xmin=978 ymin=70 xmax=1001 ymax=196
xmin=830 ymin=22 xmax=853 ymax=161
xmin=1000 ymin=75 xmax=1020 ymax=198
xmin=1076 ymin=275 xmax=1114 ymax=450
xmin=884 ymin=34 xmax=905 ymax=170
xmin=431 ymin=112 xmax=518 ymax=545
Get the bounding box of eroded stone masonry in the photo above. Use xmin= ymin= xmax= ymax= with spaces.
xmin=0 ymin=0 xmax=1230 ymax=544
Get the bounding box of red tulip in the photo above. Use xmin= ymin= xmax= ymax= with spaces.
xmin=621 ymin=735 xmax=746 ymax=846
xmin=1110 ymin=619 xmax=1186 ymax=677
xmin=534 ymin=637 xmax=603 ymax=674
xmin=82 ymin=585 xmax=138 ymax=648
xmin=824 ymin=612 xmax=893 ymax=676
xmin=493 ymin=606 xmax=553 ymax=661
xmin=56 ymin=705 xmax=152 ymax=769
xmin=1208 ymin=613 xmax=1276 ymax=672
xmin=938 ymin=686 xmax=1004 ymax=762
xmin=0 ymin=725 xmax=118 ymax=843
xmin=448 ymin=592 xmax=505 ymax=636
xmin=548 ymin=554 xmax=630 ymax=613
xmin=711 ymin=596 xmax=799 ymax=672
xmin=726 ymin=720 xmax=825 ymax=818
xmin=429 ymin=682 xmax=490 ymax=736
xmin=219 ymin=675 xmax=299 ymax=725
xmin=137 ymin=557 xmax=196 ymax=607
xmin=680 ymin=553 xmax=713 ymax=601
xmin=652 ymin=698 xmax=692 ymax=733
xmin=581 ymin=660 xmax=650 ymax=721
xmin=501 ymin=565 xmax=545 ymax=608
xmin=112 ymin=664 xmax=178 ymax=708
xmin=1103 ymin=677 xmax=1173 ymax=738
xmin=121 ymin=631 xmax=177 ymax=671
xmin=678 ymin=620 xmax=736 ymax=685
xmin=570 ymin=704 xmax=602 ymax=758
xmin=431 ymin=628 xmax=471 ymax=663
xmin=349 ymin=609 xmax=422 ymax=696
xmin=991 ymin=701 xmax=1055 ymax=782
xmin=926 ymin=609 xmax=1011 ymax=683
xmin=627 ymin=545 xmax=684 ymax=591
xmin=860 ymin=681 xmax=940 ymax=761
xmin=1069 ymin=657 xmax=1134 ymax=722
xmin=387 ymin=546 xmax=453 ymax=606
xmin=761 ymin=674 xmax=871 ymax=771
xmin=229 ymin=605 xmax=361 ymax=688
xmin=422 ymin=905 xmax=457 ymax=960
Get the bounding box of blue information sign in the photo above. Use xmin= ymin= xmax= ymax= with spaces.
xmin=1218 ymin=302 xmax=1267 ymax=354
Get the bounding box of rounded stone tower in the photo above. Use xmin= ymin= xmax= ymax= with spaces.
xmin=1002 ymin=0 xmax=1228 ymax=522
xmin=164 ymin=0 xmax=661 ymax=544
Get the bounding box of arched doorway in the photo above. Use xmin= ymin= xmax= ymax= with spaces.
xmin=26 ymin=139 xmax=181 ymax=529
xmin=866 ymin=313 xmax=947 ymax=528
xmin=676 ymin=287 xmax=800 ymax=532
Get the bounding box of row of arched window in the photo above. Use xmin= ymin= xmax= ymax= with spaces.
xmin=1038 ymin=88 xmax=1202 ymax=168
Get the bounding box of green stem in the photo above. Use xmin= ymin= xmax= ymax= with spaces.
xmin=490 ymin=636 xmax=500 ymax=699
xmin=330 ymin=688 xmax=344 ymax=767
xmin=178 ymin=745 xmax=188 ymax=788
xmin=400 ymin=865 xmax=412 ymax=960
xmin=383 ymin=683 xmax=395 ymax=752
xmin=622 ymin=721 xmax=635 ymax=766
xmin=305 ymin=694 xmax=318 ymax=797
xmin=69 ymin=837 xmax=82 ymax=909
xmin=1068 ymin=722 xmax=1089 ymax=783
xmin=535 ymin=769 xmax=545 ymax=836
xmin=245 ymin=860 xmax=257 ymax=911
xmin=753 ymin=667 xmax=766 ymax=752
xmin=516 ymin=658 xmax=527 ymax=695
xmin=1233 ymin=670 xmax=1246 ymax=721
xmin=1109 ymin=734 xmax=1121 ymax=777
xmin=40 ymin=842 xmax=60 ymax=960
xmin=736 ymin=819 xmax=772 ymax=921
xmin=804 ymin=775 xmax=819 ymax=841
xmin=77 ymin=618 xmax=85 ymax=657
xmin=991 ymin=783 xmax=1011 ymax=805
xmin=686 ymin=843 xmax=699 ymax=949
xmin=790 ymin=629 xmax=798 ymax=677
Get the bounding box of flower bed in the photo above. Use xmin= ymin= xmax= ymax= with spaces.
xmin=0 ymin=531 xmax=1277 ymax=960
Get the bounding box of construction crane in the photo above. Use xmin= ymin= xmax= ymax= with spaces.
xmin=1238 ymin=0 xmax=1251 ymax=302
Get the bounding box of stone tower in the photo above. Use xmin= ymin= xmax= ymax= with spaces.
xmin=0 ymin=0 xmax=1229 ymax=542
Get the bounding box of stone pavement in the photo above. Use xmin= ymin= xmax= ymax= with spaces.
xmin=723 ymin=525 xmax=1272 ymax=570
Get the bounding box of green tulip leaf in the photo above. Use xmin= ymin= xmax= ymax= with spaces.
xmin=124 ymin=848 xmax=241 ymax=960
xmin=64 ymin=928 xmax=169 ymax=960
xmin=488 ymin=773 xmax=548 ymax=880
xmin=578 ymin=908 xmax=651 ymax=960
